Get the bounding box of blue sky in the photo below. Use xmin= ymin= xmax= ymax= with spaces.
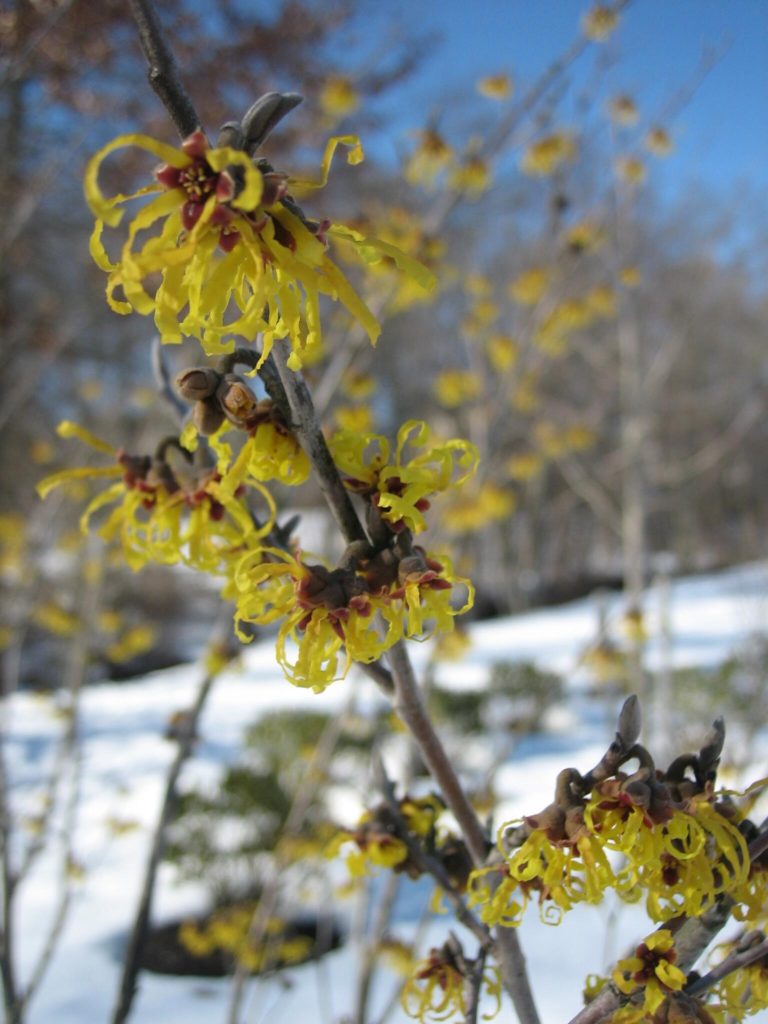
xmin=362 ymin=0 xmax=768 ymax=200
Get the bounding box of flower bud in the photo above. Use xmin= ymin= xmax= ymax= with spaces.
xmin=193 ymin=397 xmax=226 ymax=436
xmin=176 ymin=367 xmax=220 ymax=401
xmin=216 ymin=374 xmax=259 ymax=427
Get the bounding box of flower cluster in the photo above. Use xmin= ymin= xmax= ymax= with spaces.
xmin=468 ymin=721 xmax=753 ymax=932
xmin=401 ymin=938 xmax=501 ymax=1023
xmin=86 ymin=124 xmax=432 ymax=369
xmin=612 ymin=931 xmax=687 ymax=1021
xmin=330 ymin=420 xmax=479 ymax=537
xmin=37 ymin=421 xmax=272 ymax=574
xmin=329 ymin=793 xmax=453 ymax=878
xmin=232 ymin=545 xmax=473 ymax=690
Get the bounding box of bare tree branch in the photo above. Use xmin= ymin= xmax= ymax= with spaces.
xmin=127 ymin=0 xmax=200 ymax=138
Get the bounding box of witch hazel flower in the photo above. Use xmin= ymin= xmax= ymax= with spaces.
xmin=85 ymin=94 xmax=434 ymax=369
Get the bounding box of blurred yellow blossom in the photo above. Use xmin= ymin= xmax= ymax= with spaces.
xmin=565 ymin=220 xmax=605 ymax=253
xmin=586 ymin=284 xmax=617 ymax=318
xmin=505 ymin=451 xmax=544 ymax=482
xmin=512 ymin=372 xmax=540 ymax=412
xmin=105 ymin=624 xmax=156 ymax=663
xmin=33 ymin=602 xmax=80 ymax=637
xmin=615 ymin=155 xmax=647 ymax=185
xmin=441 ymin=482 xmax=515 ymax=533
xmin=521 ymin=132 xmax=576 ymax=176
xmin=509 ymin=267 xmax=551 ymax=305
xmin=476 ymin=73 xmax=513 ymax=100
xmin=608 ymin=94 xmax=639 ymax=126
xmin=646 ymin=126 xmax=673 ymax=156
xmin=433 ymin=369 xmax=484 ymax=408
xmin=620 ymin=265 xmax=642 ymax=288
xmin=30 ymin=440 xmax=55 ymax=465
xmin=335 ymin=405 xmax=375 ymax=432
xmin=448 ymin=154 xmax=492 ymax=198
xmin=340 ymin=370 xmax=376 ymax=400
xmin=405 ymin=128 xmax=454 ymax=188
xmin=582 ymin=5 xmax=619 ymax=41
xmin=319 ymin=76 xmax=360 ymax=118
xmin=486 ymin=334 xmax=519 ymax=373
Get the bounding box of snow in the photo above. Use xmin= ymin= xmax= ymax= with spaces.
xmin=6 ymin=562 xmax=768 ymax=1023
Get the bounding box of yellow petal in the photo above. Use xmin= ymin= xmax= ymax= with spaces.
xmin=84 ymin=133 xmax=190 ymax=225
xmin=56 ymin=420 xmax=117 ymax=454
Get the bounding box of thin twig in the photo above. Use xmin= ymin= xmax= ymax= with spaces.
xmin=685 ymin=935 xmax=768 ymax=999
xmin=110 ymin=660 xmax=218 ymax=1024
xmin=373 ymin=752 xmax=493 ymax=953
xmin=464 ymin=946 xmax=489 ymax=1024
xmin=127 ymin=0 xmax=200 ymax=138
xmin=266 ymin=344 xmax=369 ymax=547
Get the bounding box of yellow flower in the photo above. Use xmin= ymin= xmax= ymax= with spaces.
xmin=340 ymin=370 xmax=376 ymax=400
xmin=30 ymin=440 xmax=55 ymax=465
xmin=104 ymin=625 xmax=156 ymax=663
xmin=392 ymin=550 xmax=475 ymax=642
xmin=0 ymin=515 xmax=27 ymax=580
xmin=234 ymin=548 xmax=398 ymax=690
xmin=330 ymin=420 xmax=479 ymax=535
xmin=486 ymin=334 xmax=519 ymax=372
xmin=37 ymin=421 xmax=271 ymax=574
xmin=402 ymin=941 xmax=501 ymax=1023
xmin=582 ymin=5 xmax=620 ymax=41
xmin=319 ymin=76 xmax=360 ymax=118
xmin=405 ymin=129 xmax=455 ymax=188
xmin=334 ymin=405 xmax=374 ymax=432
xmin=586 ymin=284 xmax=617 ymax=318
xmin=86 ymin=129 xmax=432 ymax=368
xmin=620 ymin=266 xmax=642 ymax=288
xmin=612 ymin=930 xmax=687 ymax=1015
xmin=182 ymin=414 xmax=310 ymax=491
xmin=476 ymin=73 xmax=513 ymax=101
xmin=448 ymin=154 xmax=492 ymax=198
xmin=33 ymin=602 xmax=80 ymax=637
xmin=509 ymin=267 xmax=551 ymax=305
xmin=565 ymin=220 xmax=606 ymax=253
xmin=521 ymin=133 xmax=576 ymax=176
xmin=646 ymin=127 xmax=674 ymax=157
xmin=505 ymin=452 xmax=544 ymax=483
xmin=608 ymin=94 xmax=639 ymax=126
xmin=615 ymin=156 xmax=647 ymax=185
xmin=433 ymin=369 xmax=483 ymax=408
xmin=441 ymin=482 xmax=515 ymax=534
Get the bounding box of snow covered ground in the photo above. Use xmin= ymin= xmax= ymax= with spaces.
xmin=6 ymin=562 xmax=768 ymax=1023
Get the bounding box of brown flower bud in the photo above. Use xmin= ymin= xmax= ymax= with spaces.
xmin=193 ymin=397 xmax=226 ymax=436
xmin=216 ymin=374 xmax=259 ymax=427
xmin=175 ymin=367 xmax=221 ymax=401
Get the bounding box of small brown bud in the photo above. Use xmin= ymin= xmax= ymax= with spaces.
xmin=175 ymin=367 xmax=220 ymax=401
xmin=216 ymin=374 xmax=259 ymax=427
xmin=193 ymin=397 xmax=226 ymax=436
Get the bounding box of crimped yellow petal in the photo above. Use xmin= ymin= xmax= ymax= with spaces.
xmin=205 ymin=147 xmax=263 ymax=210
xmin=36 ymin=465 xmax=122 ymax=499
xmin=84 ymin=133 xmax=189 ymax=225
xmin=290 ymin=134 xmax=364 ymax=190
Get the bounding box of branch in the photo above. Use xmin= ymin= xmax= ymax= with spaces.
xmin=685 ymin=934 xmax=768 ymax=999
xmin=386 ymin=643 xmax=540 ymax=1024
xmin=464 ymin=946 xmax=489 ymax=1024
xmin=372 ymin=752 xmax=493 ymax=953
xmin=266 ymin=343 xmax=369 ymax=546
xmin=110 ymin=656 xmax=219 ymax=1024
xmin=127 ymin=0 xmax=200 ymax=138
